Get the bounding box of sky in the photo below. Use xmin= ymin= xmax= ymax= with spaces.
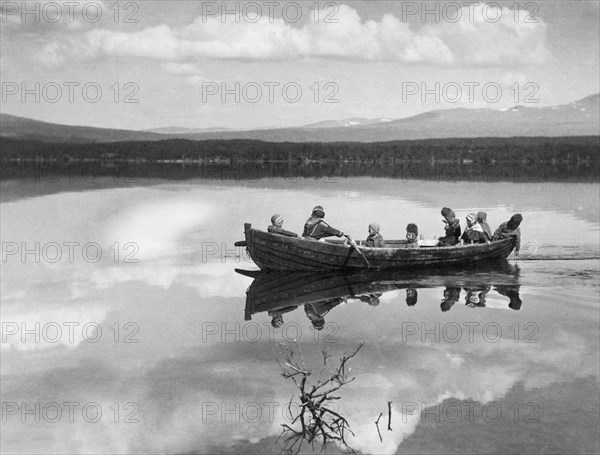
xmin=1 ymin=0 xmax=599 ymax=130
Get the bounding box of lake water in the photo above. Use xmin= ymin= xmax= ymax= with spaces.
xmin=1 ymin=177 xmax=599 ymax=454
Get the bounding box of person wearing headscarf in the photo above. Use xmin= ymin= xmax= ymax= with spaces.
xmin=461 ymin=213 xmax=488 ymax=244
xmin=268 ymin=214 xmax=298 ymax=237
xmin=365 ymin=223 xmax=385 ymax=247
xmin=437 ymin=207 xmax=461 ymax=246
xmin=477 ymin=212 xmax=493 ymax=240
xmin=493 ymin=214 xmax=523 ymax=256
xmin=404 ymin=223 xmax=419 ymax=248
xmin=302 ymin=206 xmax=345 ymax=240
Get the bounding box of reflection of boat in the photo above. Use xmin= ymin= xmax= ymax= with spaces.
xmin=238 ymin=223 xmax=516 ymax=271
xmin=238 ymin=262 xmax=522 ymax=318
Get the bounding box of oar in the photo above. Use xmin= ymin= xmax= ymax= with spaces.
xmin=345 ymin=235 xmax=370 ymax=269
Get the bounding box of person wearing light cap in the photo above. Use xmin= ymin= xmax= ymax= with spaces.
xmin=461 ymin=213 xmax=488 ymax=244
xmin=404 ymin=223 xmax=419 ymax=248
xmin=302 ymin=205 xmax=345 ymax=240
xmin=493 ymin=213 xmax=523 ymax=256
xmin=268 ymin=213 xmax=298 ymax=237
xmin=438 ymin=207 xmax=461 ymax=246
xmin=365 ymin=223 xmax=385 ymax=247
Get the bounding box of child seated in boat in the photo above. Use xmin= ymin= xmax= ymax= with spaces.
xmin=403 ymin=223 xmax=420 ymax=248
xmin=365 ymin=223 xmax=385 ymax=247
xmin=268 ymin=214 xmax=298 ymax=237
xmin=461 ymin=213 xmax=488 ymax=244
xmin=492 ymin=214 xmax=523 ymax=257
xmin=302 ymin=205 xmax=345 ymax=240
xmin=437 ymin=207 xmax=461 ymax=246
xmin=477 ymin=211 xmax=493 ymax=240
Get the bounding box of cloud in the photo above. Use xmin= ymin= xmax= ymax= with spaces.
xmin=429 ymin=3 xmax=549 ymax=66
xmin=51 ymin=3 xmax=548 ymax=68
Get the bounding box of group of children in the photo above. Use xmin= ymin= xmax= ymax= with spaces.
xmin=267 ymin=205 xmax=523 ymax=255
xmin=437 ymin=207 xmax=523 ymax=254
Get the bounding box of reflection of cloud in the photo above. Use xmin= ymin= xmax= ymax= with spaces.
xmin=1 ymin=303 xmax=108 ymax=351
xmin=105 ymin=199 xmax=213 ymax=261
xmin=1 ymin=312 xmax=598 ymax=454
xmin=91 ymin=261 xmax=252 ymax=296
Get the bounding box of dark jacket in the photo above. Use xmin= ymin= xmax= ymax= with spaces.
xmin=302 ymin=217 xmax=343 ymax=240
xmin=480 ymin=221 xmax=493 ymax=240
xmin=492 ymin=222 xmax=521 ymax=251
xmin=438 ymin=219 xmax=461 ymax=246
xmin=365 ymin=232 xmax=385 ymax=248
xmin=268 ymin=225 xmax=298 ymax=237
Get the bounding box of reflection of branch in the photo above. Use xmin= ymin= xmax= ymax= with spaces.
xmin=375 ymin=413 xmax=383 ymax=443
xmin=278 ymin=342 xmax=363 ymax=455
xmin=387 ymin=401 xmax=392 ymax=431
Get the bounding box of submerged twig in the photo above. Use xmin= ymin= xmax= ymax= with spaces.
xmin=278 ymin=342 xmax=364 ymax=455
xmin=375 ymin=412 xmax=383 ymax=443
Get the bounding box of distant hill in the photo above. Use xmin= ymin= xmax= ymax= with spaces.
xmin=0 ymin=114 xmax=165 ymax=143
xmin=1 ymin=93 xmax=598 ymax=143
xmin=144 ymin=126 xmax=232 ymax=134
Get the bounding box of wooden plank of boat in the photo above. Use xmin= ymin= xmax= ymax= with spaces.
xmin=241 ymin=223 xmax=516 ymax=271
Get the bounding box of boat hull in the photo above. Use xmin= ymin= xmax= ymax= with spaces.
xmin=242 ymin=223 xmax=516 ymax=271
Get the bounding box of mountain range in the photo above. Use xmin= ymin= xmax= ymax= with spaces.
xmin=1 ymin=94 xmax=598 ymax=144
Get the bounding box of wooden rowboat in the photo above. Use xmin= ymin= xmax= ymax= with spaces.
xmin=238 ymin=223 xmax=516 ymax=271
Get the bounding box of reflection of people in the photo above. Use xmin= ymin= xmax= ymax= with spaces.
xmin=441 ymin=287 xmax=461 ymax=312
xmin=357 ymin=293 xmax=382 ymax=306
xmin=495 ymin=286 xmax=523 ymax=310
xmin=405 ymin=288 xmax=418 ymax=306
xmin=365 ymin=223 xmax=385 ymax=247
xmin=438 ymin=207 xmax=461 ymax=246
xmin=493 ymin=214 xmax=523 ymax=257
xmin=302 ymin=206 xmax=345 ymax=240
xmin=268 ymin=306 xmax=297 ymax=328
xmin=464 ymin=285 xmax=491 ymax=308
xmin=268 ymin=214 xmax=298 ymax=237
xmin=304 ymin=298 xmax=344 ymax=330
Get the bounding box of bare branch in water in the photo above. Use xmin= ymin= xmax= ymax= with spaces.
xmin=278 ymin=342 xmax=364 ymax=455
xmin=375 ymin=412 xmax=383 ymax=443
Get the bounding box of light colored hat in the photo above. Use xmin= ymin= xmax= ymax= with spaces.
xmin=368 ymin=223 xmax=380 ymax=233
xmin=271 ymin=214 xmax=284 ymax=226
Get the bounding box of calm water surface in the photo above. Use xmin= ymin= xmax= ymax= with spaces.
xmin=1 ymin=178 xmax=599 ymax=454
